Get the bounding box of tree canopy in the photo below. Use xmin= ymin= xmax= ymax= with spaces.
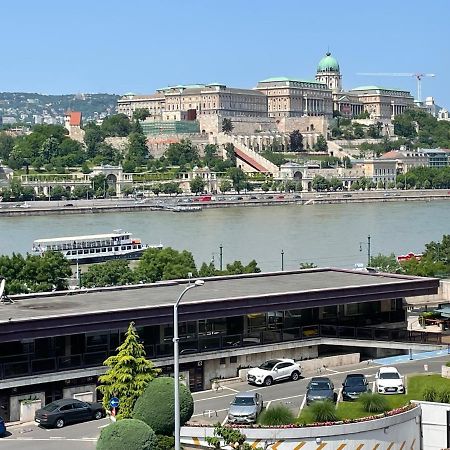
xmin=164 ymin=140 xmax=199 ymax=166
xmin=97 ymin=322 xmax=160 ymax=419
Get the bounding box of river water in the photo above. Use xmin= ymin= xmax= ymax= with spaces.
xmin=0 ymin=201 xmax=449 ymax=271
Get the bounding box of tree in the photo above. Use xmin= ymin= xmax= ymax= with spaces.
xmin=96 ymin=419 xmax=157 ymax=450
xmin=135 ymin=247 xmax=197 ymax=283
xmin=132 ymin=108 xmax=150 ymax=122
xmin=97 ymin=322 xmax=160 ymax=419
xmin=165 ymin=140 xmax=199 ymax=166
xmin=299 ymin=262 xmax=317 ymax=269
xmin=370 ymin=253 xmax=402 ymax=273
xmin=84 ymin=122 xmax=105 ymax=158
xmin=101 ymin=114 xmax=132 ymax=137
xmin=313 ymin=134 xmax=328 ymax=152
xmin=312 ymin=175 xmax=330 ymax=192
xmin=190 ymin=175 xmax=206 ymax=194
xmin=132 ymin=377 xmax=194 ymax=435
xmin=152 ymin=184 xmax=162 ymax=196
xmin=222 ymin=118 xmax=234 ymax=134
xmin=126 ymin=132 xmax=148 ymax=167
xmin=0 ymin=132 xmax=14 ymax=162
xmin=227 ymin=167 xmax=247 ymax=193
xmin=224 ymin=143 xmax=236 ymax=164
xmin=225 ymin=260 xmax=260 ymax=275
xmin=219 ymin=179 xmax=232 ymax=193
xmin=81 ymin=261 xmax=137 ymax=288
xmin=289 ymin=130 xmax=304 ymax=152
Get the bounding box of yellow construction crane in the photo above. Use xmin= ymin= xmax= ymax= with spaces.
xmin=357 ymin=72 xmax=436 ymax=102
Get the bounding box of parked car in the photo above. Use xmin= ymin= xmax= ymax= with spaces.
xmin=375 ymin=366 xmax=405 ymax=394
xmin=63 ymin=203 xmax=74 ymax=207
xmin=0 ymin=416 xmax=5 ymax=437
xmin=247 ymin=358 xmax=301 ymax=386
xmin=228 ymin=392 xmax=263 ymax=424
xmin=250 ymin=196 xmax=257 ymax=199
xmin=35 ymin=398 xmax=105 ymax=428
xmin=342 ymin=374 xmax=370 ymax=401
xmin=306 ymin=377 xmax=336 ymax=405
xmin=266 ymin=195 xmax=274 ymax=199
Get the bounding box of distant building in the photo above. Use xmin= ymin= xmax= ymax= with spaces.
xmin=64 ymin=111 xmax=85 ymax=143
xmin=380 ymin=148 xmax=449 ymax=172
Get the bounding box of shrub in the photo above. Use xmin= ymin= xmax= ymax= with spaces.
xmin=309 ymin=400 xmax=338 ymax=423
xmin=445 ymin=361 xmax=450 ymax=367
xmin=157 ymin=434 xmax=175 ymax=450
xmin=96 ymin=419 xmax=157 ymax=450
xmin=438 ymin=388 xmax=450 ymax=403
xmin=132 ymin=376 xmax=194 ymax=435
xmin=259 ymin=404 xmax=295 ymax=426
xmin=359 ymin=393 xmax=389 ymax=413
xmin=422 ymin=386 xmax=438 ymax=402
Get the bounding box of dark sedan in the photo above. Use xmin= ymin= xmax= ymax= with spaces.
xmin=35 ymin=398 xmax=105 ymax=428
xmin=306 ymin=377 xmax=336 ymax=405
xmin=342 ymin=374 xmax=370 ymax=401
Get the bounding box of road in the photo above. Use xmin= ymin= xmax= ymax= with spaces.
xmin=1 ymin=353 xmax=449 ymax=448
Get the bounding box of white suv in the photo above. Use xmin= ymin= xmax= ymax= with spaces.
xmin=247 ymin=359 xmax=301 ymax=386
xmin=375 ymin=366 xmax=405 ymax=394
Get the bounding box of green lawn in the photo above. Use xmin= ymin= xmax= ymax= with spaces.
xmin=298 ymin=374 xmax=450 ymax=425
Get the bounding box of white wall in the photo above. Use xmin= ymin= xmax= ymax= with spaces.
xmin=412 ymin=400 xmax=450 ymax=450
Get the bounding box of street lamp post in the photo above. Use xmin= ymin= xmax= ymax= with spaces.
xmin=174 ymin=280 xmax=205 ymax=450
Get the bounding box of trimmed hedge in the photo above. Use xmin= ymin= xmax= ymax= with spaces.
xmin=96 ymin=419 xmax=157 ymax=450
xmin=133 ymin=376 xmax=194 ymax=435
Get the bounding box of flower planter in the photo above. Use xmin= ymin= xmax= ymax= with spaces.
xmin=20 ymin=399 xmax=42 ymax=422
xmin=441 ymin=365 xmax=450 ymax=379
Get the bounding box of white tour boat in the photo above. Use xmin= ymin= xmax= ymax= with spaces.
xmin=31 ymin=230 xmax=162 ymax=264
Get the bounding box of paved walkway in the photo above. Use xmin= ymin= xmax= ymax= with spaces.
xmin=373 ymin=348 xmax=450 ymax=365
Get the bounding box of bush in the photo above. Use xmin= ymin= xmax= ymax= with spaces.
xmin=96 ymin=419 xmax=157 ymax=450
xmin=157 ymin=434 xmax=175 ymax=450
xmin=445 ymin=361 xmax=450 ymax=367
xmin=259 ymin=405 xmax=295 ymax=426
xmin=438 ymin=388 xmax=450 ymax=403
xmin=132 ymin=377 xmax=194 ymax=435
xmin=358 ymin=393 xmax=389 ymax=413
xmin=309 ymin=400 xmax=338 ymax=422
xmin=422 ymin=386 xmax=438 ymax=402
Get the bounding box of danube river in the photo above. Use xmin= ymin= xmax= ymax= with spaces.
xmin=0 ymin=201 xmax=449 ymax=271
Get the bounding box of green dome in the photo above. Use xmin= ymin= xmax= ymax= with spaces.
xmin=317 ymin=52 xmax=340 ymax=72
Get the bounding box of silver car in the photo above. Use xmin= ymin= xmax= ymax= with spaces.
xmin=227 ymin=392 xmax=263 ymax=424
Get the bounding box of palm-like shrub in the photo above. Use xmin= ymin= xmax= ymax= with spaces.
xmin=358 ymin=393 xmax=389 ymax=413
xmin=438 ymin=388 xmax=450 ymax=403
xmin=132 ymin=377 xmax=194 ymax=435
xmin=309 ymin=400 xmax=338 ymax=423
xmin=259 ymin=405 xmax=295 ymax=426
xmin=96 ymin=419 xmax=157 ymax=450
xmin=422 ymin=386 xmax=438 ymax=402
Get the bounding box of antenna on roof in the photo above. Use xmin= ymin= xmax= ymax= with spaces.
xmin=0 ymin=278 xmax=14 ymax=304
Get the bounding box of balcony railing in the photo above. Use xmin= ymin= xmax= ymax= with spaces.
xmin=0 ymin=325 xmax=442 ymax=380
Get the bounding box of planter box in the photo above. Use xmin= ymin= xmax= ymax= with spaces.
xmin=20 ymin=400 xmax=42 ymax=422
xmin=441 ymin=365 xmax=450 ymax=378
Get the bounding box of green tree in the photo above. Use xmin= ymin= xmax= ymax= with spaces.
xmin=224 ymin=143 xmax=236 ymax=164
xmin=370 ymin=253 xmax=402 ymax=273
xmin=219 ymin=179 xmax=232 ymax=193
xmin=227 ymin=167 xmax=247 ymax=193
xmin=84 ymin=122 xmax=105 ymax=158
xmin=0 ymin=132 xmax=15 ymax=162
xmin=312 ymin=175 xmax=330 ymax=192
xmin=81 ymin=261 xmax=137 ymax=288
xmin=101 ymin=114 xmax=132 ymax=137
xmin=135 ymin=247 xmax=197 ymax=282
xmin=97 ymin=322 xmax=160 ymax=419
xmin=152 ymin=184 xmax=162 ymax=196
xmin=190 ymin=175 xmax=206 ymax=194
xmin=299 ymin=262 xmax=317 ymax=269
xmin=206 ymin=424 xmax=262 ymax=450
xmin=221 ymin=118 xmax=234 ymax=134
xmin=224 ymin=259 xmax=260 ymax=275
xmin=165 ymin=140 xmax=199 ymax=166
xmin=132 ymin=108 xmax=150 ymax=122
xmin=133 ymin=377 xmax=193 ymax=436
xmin=126 ymin=132 xmax=148 ymax=167
xmin=96 ymin=418 xmax=157 ymax=450
xmin=289 ymin=130 xmax=304 ymax=152
xmin=313 ymin=134 xmax=328 ymax=152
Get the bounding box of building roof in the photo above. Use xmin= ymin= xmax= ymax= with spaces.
xmin=380 ymin=150 xmax=402 ymax=159
xmin=258 ymin=77 xmax=325 ymax=86
xmin=350 ymin=86 xmax=408 ymax=93
xmin=0 ymin=269 xmax=438 ymax=342
xmin=67 ymin=112 xmax=81 ymax=126
xmin=317 ymin=52 xmax=340 ymax=73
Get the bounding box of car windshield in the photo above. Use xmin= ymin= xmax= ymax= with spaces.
xmin=259 ymin=360 xmax=279 ymax=370
xmin=42 ymin=403 xmax=60 ymax=412
xmin=345 ymin=377 xmax=365 ymax=386
xmin=309 ymin=381 xmax=331 ymax=390
xmin=380 ymin=372 xmax=400 ymax=379
xmin=232 ymin=396 xmax=255 ymax=406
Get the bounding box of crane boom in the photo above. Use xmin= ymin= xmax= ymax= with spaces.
xmin=356 ymin=72 xmax=436 ymax=102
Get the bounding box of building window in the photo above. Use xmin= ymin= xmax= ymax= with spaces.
xmin=230 ymin=356 xmax=238 ymax=364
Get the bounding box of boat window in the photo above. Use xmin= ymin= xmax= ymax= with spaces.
xmin=108 ymin=247 xmax=112 ymax=251
xmin=121 ymin=246 xmax=125 ymax=250
xmin=127 ymin=246 xmax=131 ymax=250
xmin=84 ymin=250 xmax=88 ymax=254
xmin=78 ymin=250 xmax=82 ymax=255
xmin=96 ymin=249 xmax=100 ymax=253
xmin=90 ymin=249 xmax=94 ymax=253
xmin=102 ymin=248 xmax=106 ymax=252
xmin=138 ymin=245 xmax=141 ymax=249
xmin=115 ymin=247 xmax=119 ymax=251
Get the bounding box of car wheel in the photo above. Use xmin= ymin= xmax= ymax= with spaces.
xmin=55 ymin=418 xmax=65 ymax=429
xmin=264 ymin=376 xmax=273 ymax=386
xmin=94 ymin=410 xmax=103 ymax=420
xmin=291 ymin=371 xmax=300 ymax=381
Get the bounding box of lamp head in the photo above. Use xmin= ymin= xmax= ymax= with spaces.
xmin=194 ymin=279 xmax=205 ymax=287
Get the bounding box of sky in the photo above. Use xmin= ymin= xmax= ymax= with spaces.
xmin=1 ymin=0 xmax=449 ymax=106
